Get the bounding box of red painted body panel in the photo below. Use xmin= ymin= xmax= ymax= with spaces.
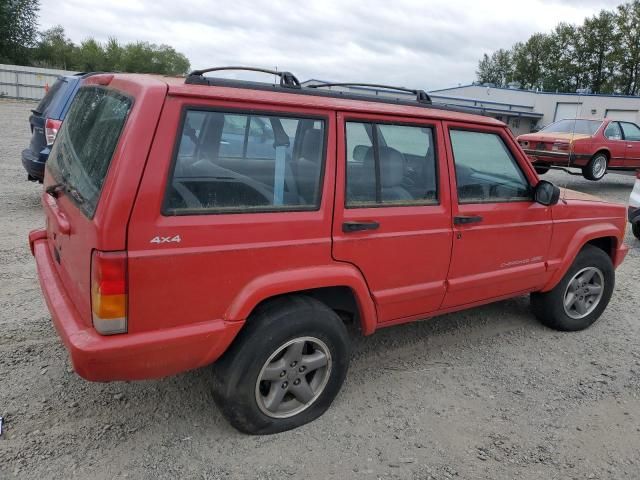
xmin=30 ymin=73 xmax=629 ymax=382
xmin=331 ymin=113 xmax=453 ymax=323
xmin=32 ymin=237 xmax=242 ymax=381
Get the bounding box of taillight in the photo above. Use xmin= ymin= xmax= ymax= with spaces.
xmin=45 ymin=118 xmax=62 ymax=146
xmin=91 ymin=250 xmax=127 ymax=335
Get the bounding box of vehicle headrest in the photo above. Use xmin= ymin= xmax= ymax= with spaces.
xmin=364 ymin=146 xmax=405 ymax=187
xmin=300 ymin=129 xmax=323 ymax=162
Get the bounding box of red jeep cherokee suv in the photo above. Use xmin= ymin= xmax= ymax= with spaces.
xmin=29 ymin=68 xmax=629 ymax=434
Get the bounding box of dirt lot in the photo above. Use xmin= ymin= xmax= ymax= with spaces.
xmin=0 ymin=98 xmax=639 ymax=480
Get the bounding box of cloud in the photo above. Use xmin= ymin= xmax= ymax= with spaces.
xmin=38 ymin=0 xmax=622 ymax=89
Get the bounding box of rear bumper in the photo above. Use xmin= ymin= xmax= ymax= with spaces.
xmin=30 ymin=232 xmax=243 ymax=381
xmin=21 ymin=147 xmax=48 ymax=181
xmin=522 ymin=149 xmax=590 ymax=167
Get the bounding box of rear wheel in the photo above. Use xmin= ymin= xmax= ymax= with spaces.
xmin=633 ymin=222 xmax=640 ymax=240
xmin=582 ymin=153 xmax=608 ymax=181
xmin=535 ymin=165 xmax=550 ymax=175
xmin=212 ymin=295 xmax=350 ymax=434
xmin=531 ymin=245 xmax=614 ymax=331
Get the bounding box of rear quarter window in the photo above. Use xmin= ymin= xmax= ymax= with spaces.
xmin=47 ymin=86 xmax=132 ymax=218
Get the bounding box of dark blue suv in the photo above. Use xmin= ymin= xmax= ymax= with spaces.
xmin=21 ymin=72 xmax=96 ymax=182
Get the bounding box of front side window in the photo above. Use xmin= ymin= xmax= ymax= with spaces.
xmin=449 ymin=130 xmax=531 ymax=204
xmin=604 ymin=122 xmax=622 ymax=140
xmin=47 ymin=86 xmax=132 ymax=217
xmin=165 ymin=109 xmax=325 ymax=214
xmin=345 ymin=121 xmax=437 ymax=207
xmin=621 ymin=122 xmax=640 ymax=141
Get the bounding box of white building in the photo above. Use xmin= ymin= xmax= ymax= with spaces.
xmin=429 ymin=84 xmax=640 ymax=136
xmin=301 ymin=79 xmax=640 ymax=137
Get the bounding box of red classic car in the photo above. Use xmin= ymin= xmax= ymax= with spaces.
xmin=517 ymin=118 xmax=640 ymax=180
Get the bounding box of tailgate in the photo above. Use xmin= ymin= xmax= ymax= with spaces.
xmin=40 ymin=75 xmax=168 ymax=330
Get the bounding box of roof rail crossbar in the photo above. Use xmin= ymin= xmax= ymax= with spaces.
xmin=307 ymin=82 xmax=432 ymax=104
xmin=185 ymin=66 xmax=301 ymax=89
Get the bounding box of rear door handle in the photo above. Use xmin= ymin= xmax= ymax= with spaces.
xmin=342 ymin=221 xmax=380 ymax=233
xmin=454 ymin=215 xmax=483 ymax=225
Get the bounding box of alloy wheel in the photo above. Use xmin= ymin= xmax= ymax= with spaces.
xmin=563 ymin=267 xmax=605 ymax=320
xmin=255 ymin=336 xmax=332 ymax=418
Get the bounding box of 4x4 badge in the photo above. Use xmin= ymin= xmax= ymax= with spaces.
xmin=150 ymin=235 xmax=181 ymax=244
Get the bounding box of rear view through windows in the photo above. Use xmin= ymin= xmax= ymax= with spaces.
xmin=345 ymin=122 xmax=437 ymax=207
xmin=47 ymin=86 xmax=132 ymax=217
xmin=165 ymin=110 xmax=326 ymax=213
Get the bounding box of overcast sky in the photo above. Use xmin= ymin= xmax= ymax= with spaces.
xmin=39 ymin=0 xmax=622 ymax=90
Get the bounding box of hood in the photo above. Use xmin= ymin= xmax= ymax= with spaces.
xmin=559 ymin=187 xmax=608 ymax=203
xmin=519 ymin=132 xmax=591 ymax=142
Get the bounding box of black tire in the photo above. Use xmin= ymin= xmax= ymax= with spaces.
xmin=531 ymin=245 xmax=614 ymax=331
xmin=211 ymin=295 xmax=350 ymax=434
xmin=535 ymin=165 xmax=550 ymax=175
xmin=582 ymin=153 xmax=608 ymax=181
xmin=633 ymin=222 xmax=640 ymax=240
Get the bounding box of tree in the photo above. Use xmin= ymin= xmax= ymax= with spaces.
xmin=581 ymin=10 xmax=617 ymax=93
xmin=510 ymin=34 xmax=550 ymax=90
xmin=75 ymin=38 xmax=105 ymax=71
xmin=32 ymin=25 xmax=75 ymax=69
xmin=476 ymin=48 xmax=512 ymax=87
xmin=0 ymin=0 xmax=40 ymax=64
xmin=614 ymin=0 xmax=640 ymax=94
xmin=475 ymin=1 xmax=640 ymax=95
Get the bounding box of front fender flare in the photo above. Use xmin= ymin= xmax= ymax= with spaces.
xmin=542 ymin=223 xmax=620 ymax=292
xmin=224 ymin=263 xmax=378 ymax=335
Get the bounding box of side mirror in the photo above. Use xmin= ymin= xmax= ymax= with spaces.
xmin=534 ymin=180 xmax=561 ymax=206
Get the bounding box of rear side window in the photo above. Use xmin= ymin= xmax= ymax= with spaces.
xmin=47 ymin=86 xmax=132 ymax=217
xmin=165 ymin=109 xmax=326 ymax=214
xmin=449 ymin=130 xmax=531 ymax=204
xmin=345 ymin=121 xmax=437 ymax=207
xmin=604 ymin=122 xmax=622 ymax=140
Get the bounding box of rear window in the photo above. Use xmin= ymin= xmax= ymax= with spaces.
xmin=47 ymin=86 xmax=132 ymax=218
xmin=34 ymin=77 xmax=68 ymax=115
xmin=541 ymin=119 xmax=602 ymax=136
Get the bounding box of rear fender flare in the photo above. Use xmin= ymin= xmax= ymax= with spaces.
xmin=224 ymin=264 xmax=378 ymax=335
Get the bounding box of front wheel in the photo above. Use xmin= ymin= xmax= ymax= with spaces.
xmin=211 ymin=295 xmax=350 ymax=434
xmin=535 ymin=165 xmax=550 ymax=175
xmin=633 ymin=222 xmax=640 ymax=240
xmin=531 ymin=245 xmax=614 ymax=331
xmin=582 ymin=153 xmax=608 ymax=181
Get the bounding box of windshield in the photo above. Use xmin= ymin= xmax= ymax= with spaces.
xmin=541 ymin=119 xmax=602 ymax=136
xmin=47 ymin=86 xmax=132 ymax=218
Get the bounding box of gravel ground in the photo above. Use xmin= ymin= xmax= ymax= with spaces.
xmin=0 ymin=98 xmax=639 ymax=480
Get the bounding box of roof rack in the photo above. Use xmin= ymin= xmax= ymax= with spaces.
xmin=307 ymin=82 xmax=432 ymax=104
xmin=185 ymin=66 xmax=301 ymax=89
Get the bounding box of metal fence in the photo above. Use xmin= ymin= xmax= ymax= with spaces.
xmin=0 ymin=64 xmax=77 ymax=101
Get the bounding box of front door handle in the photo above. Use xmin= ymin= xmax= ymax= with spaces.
xmin=342 ymin=221 xmax=380 ymax=233
xmin=454 ymin=215 xmax=483 ymax=225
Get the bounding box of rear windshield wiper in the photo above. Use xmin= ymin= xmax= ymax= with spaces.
xmin=45 ymin=183 xmax=65 ymax=198
xmin=66 ymin=185 xmax=86 ymax=204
